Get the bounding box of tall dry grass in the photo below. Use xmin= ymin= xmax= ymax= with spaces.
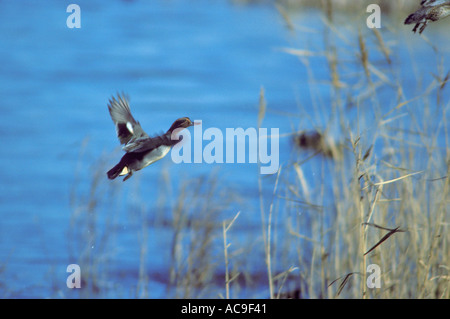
xmin=271 ymin=2 xmax=449 ymax=298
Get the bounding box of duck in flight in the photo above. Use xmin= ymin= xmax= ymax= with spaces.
xmin=404 ymin=0 xmax=450 ymax=34
xmin=106 ymin=93 xmax=195 ymax=181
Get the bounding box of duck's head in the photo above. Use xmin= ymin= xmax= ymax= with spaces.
xmin=167 ymin=117 xmax=196 ymax=133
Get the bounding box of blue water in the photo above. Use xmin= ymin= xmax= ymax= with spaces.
xmin=0 ymin=1 xmax=448 ymax=298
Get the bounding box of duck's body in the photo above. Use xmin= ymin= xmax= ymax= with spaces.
xmin=106 ymin=93 xmax=194 ymax=181
xmin=405 ymin=0 xmax=450 ymax=34
xmin=107 ymin=142 xmax=172 ymax=180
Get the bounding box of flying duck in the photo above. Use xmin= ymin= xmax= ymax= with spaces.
xmin=405 ymin=0 xmax=450 ymax=34
xmin=106 ymin=93 xmax=195 ymax=181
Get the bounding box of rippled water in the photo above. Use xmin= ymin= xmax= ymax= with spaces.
xmin=0 ymin=1 xmax=448 ymax=298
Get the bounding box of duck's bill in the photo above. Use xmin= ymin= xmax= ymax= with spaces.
xmin=192 ymin=120 xmax=202 ymax=126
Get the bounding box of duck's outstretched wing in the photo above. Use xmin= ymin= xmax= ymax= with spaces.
xmin=107 ymin=93 xmax=149 ymax=146
xmin=420 ymin=0 xmax=449 ymax=7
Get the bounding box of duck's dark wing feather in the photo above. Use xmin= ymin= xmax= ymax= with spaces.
xmin=404 ymin=8 xmax=427 ymax=24
xmin=108 ymin=93 xmax=149 ymax=145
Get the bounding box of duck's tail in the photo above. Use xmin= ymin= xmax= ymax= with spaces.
xmin=107 ymin=161 xmax=127 ymax=180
